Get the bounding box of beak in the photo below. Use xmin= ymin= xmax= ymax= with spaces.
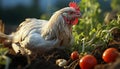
xmin=78 ymin=12 xmax=82 ymax=18
xmin=79 ymin=13 xmax=82 ymax=18
xmin=75 ymin=12 xmax=82 ymax=18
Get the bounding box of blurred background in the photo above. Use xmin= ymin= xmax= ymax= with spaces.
xmin=0 ymin=0 xmax=120 ymax=34
xmin=0 ymin=0 xmax=80 ymax=25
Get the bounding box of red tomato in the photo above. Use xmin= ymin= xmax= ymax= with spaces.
xmin=79 ymin=55 xmax=97 ymax=69
xmin=71 ymin=51 xmax=79 ymax=60
xmin=102 ymin=48 xmax=119 ymax=63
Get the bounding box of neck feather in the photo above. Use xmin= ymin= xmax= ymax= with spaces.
xmin=41 ymin=10 xmax=72 ymax=40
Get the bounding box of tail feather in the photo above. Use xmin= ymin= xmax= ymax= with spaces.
xmin=0 ymin=32 xmax=9 ymax=39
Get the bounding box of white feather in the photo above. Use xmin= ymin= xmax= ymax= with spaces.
xmin=11 ymin=7 xmax=76 ymax=55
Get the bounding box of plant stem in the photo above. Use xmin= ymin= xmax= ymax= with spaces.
xmin=82 ymin=38 xmax=85 ymax=52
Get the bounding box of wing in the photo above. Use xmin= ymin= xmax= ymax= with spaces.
xmin=13 ymin=18 xmax=47 ymax=43
xmin=12 ymin=18 xmax=60 ymax=54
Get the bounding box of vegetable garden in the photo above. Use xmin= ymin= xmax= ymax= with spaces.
xmin=0 ymin=0 xmax=120 ymax=69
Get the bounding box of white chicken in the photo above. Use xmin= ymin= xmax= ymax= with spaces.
xmin=0 ymin=2 xmax=81 ymax=55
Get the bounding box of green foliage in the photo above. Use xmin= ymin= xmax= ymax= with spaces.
xmin=0 ymin=44 xmax=11 ymax=69
xmin=0 ymin=45 xmax=7 ymax=64
xmin=111 ymin=0 xmax=120 ymax=11
xmin=72 ymin=0 xmax=120 ymax=53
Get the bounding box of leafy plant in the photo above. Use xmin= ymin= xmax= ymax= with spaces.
xmin=72 ymin=0 xmax=120 ymax=53
xmin=0 ymin=44 xmax=11 ymax=69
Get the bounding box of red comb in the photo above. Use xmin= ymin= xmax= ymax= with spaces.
xmin=69 ymin=2 xmax=80 ymax=11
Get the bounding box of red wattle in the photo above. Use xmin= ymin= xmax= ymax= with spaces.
xmin=72 ymin=18 xmax=78 ymax=25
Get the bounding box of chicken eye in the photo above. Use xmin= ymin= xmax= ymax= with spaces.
xmin=68 ymin=12 xmax=74 ymax=14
